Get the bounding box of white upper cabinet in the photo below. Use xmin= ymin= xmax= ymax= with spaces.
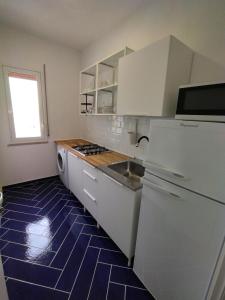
xmin=117 ymin=35 xmax=193 ymax=116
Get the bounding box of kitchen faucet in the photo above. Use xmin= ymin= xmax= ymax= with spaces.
xmin=136 ymin=136 xmax=149 ymax=147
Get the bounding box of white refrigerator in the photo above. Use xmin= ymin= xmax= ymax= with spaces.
xmin=134 ymin=119 xmax=225 ymax=300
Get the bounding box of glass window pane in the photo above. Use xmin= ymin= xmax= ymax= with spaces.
xmin=8 ymin=75 xmax=41 ymax=138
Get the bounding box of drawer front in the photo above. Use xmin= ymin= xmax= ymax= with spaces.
xmin=82 ymin=161 xmax=97 ymax=178
xmin=82 ymin=163 xmax=99 ymax=220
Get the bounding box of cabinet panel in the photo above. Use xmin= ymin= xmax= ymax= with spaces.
xmin=82 ymin=164 xmax=99 ymax=220
xmin=68 ymin=152 xmax=85 ymax=205
xmin=117 ymin=35 xmax=193 ymax=116
xmin=98 ymin=172 xmax=141 ymax=259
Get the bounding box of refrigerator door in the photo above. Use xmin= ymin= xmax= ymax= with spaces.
xmin=134 ymin=174 xmax=225 ymax=300
xmin=145 ymin=119 xmax=225 ymax=203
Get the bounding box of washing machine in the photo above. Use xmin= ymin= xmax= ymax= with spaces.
xmin=57 ymin=145 xmax=69 ymax=189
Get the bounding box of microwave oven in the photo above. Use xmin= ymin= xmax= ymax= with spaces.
xmin=175 ymin=82 xmax=225 ymax=122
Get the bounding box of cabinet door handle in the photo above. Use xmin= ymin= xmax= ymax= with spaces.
xmin=83 ymin=170 xmax=96 ymax=181
xmin=83 ymin=189 xmax=96 ymax=202
xmin=103 ymin=173 xmax=123 ymax=186
xmin=142 ymin=178 xmax=181 ymax=199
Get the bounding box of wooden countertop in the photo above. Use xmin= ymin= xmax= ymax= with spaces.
xmin=55 ymin=139 xmax=130 ymax=167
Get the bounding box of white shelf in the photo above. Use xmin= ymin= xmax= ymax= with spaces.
xmin=80 ymin=89 xmax=96 ymax=95
xmin=80 ymin=47 xmax=133 ymax=115
xmin=81 ymin=64 xmax=96 ymax=76
xmin=97 ymin=83 xmax=118 ymax=92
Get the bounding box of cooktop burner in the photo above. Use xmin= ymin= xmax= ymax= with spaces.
xmin=72 ymin=144 xmax=110 ymax=156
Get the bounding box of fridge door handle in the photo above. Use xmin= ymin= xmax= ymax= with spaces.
xmin=144 ymin=160 xmax=186 ymax=179
xmin=142 ymin=178 xmax=181 ymax=199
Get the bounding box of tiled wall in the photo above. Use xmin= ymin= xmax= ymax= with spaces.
xmin=80 ymin=115 xmax=150 ymax=160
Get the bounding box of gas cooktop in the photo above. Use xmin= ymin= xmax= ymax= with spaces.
xmin=72 ymin=144 xmax=110 ymax=156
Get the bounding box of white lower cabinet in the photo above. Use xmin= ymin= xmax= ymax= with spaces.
xmin=82 ymin=161 xmax=99 ymax=220
xmin=98 ymin=172 xmax=142 ymax=264
xmin=68 ymin=151 xmax=142 ymax=264
xmin=68 ymin=152 xmax=85 ymax=206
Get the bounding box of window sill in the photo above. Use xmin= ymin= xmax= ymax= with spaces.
xmin=8 ymin=140 xmax=48 ymax=146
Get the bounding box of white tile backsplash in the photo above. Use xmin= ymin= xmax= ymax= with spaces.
xmin=80 ymin=115 xmax=150 ymax=160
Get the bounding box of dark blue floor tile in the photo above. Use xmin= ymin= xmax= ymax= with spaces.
xmin=66 ymin=199 xmax=83 ymax=207
xmin=49 ymin=213 xmax=77 ymax=251
xmin=111 ymin=266 xmax=145 ymax=288
xmin=5 ymin=186 xmax=36 ymax=194
xmin=38 ymin=193 xmax=63 ymax=215
xmin=33 ymin=181 xmax=57 ymax=199
xmin=70 ymin=247 xmax=100 ymax=299
xmin=61 ymin=193 xmax=79 ymax=200
xmin=4 ymin=197 xmax=39 ymax=206
xmin=4 ymin=258 xmax=61 ymax=288
xmin=4 ymin=203 xmax=40 ymax=214
xmin=126 ymin=286 xmax=154 ymax=300
xmin=1 ymin=229 xmax=53 ymax=250
xmin=3 ymin=191 xmax=33 ymax=200
xmin=0 ymin=239 xmax=8 ymax=250
xmin=1 ymin=256 xmax=8 ymax=264
xmin=34 ymin=187 xmax=59 ymax=206
xmin=50 ymin=206 xmax=73 ymax=235
xmin=88 ymin=263 xmax=111 ymax=300
xmin=99 ymin=249 xmax=129 ymax=267
xmin=82 ymin=224 xmax=108 ymax=237
xmin=2 ymin=219 xmax=49 ymax=236
xmin=56 ymin=234 xmax=90 ymax=292
xmin=3 ymin=211 xmax=43 ymax=223
xmin=108 ymin=282 xmax=125 ymax=300
xmin=0 ymin=227 xmax=8 ymax=238
xmin=2 ymin=242 xmax=56 ymax=266
xmin=51 ymin=222 xmax=83 ymax=269
xmin=76 ymin=215 xmax=97 ymax=225
xmin=1 ymin=218 xmax=8 ymax=226
xmin=47 ymin=200 xmax=69 ymax=221
xmin=57 ymin=189 xmax=70 ymax=196
xmin=70 ymin=207 xmax=89 ymax=216
xmin=90 ymin=236 xmax=120 ymax=251
xmin=6 ymin=279 xmax=69 ymax=300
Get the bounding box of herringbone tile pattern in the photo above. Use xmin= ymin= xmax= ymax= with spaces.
xmin=0 ymin=176 xmax=154 ymax=300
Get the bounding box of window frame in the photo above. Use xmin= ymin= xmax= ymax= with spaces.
xmin=3 ymin=65 xmax=48 ymax=145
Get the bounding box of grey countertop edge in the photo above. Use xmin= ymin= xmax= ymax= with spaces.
xmin=97 ymin=165 xmax=143 ymax=192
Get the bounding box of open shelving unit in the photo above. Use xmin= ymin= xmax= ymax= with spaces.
xmin=80 ymin=47 xmax=133 ymax=115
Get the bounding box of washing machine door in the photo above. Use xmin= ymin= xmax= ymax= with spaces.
xmin=57 ymin=150 xmax=65 ymax=173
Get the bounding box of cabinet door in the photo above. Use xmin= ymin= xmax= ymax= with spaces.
xmin=82 ymin=161 xmax=99 ymax=220
xmin=68 ymin=152 xmax=85 ymax=205
xmin=98 ymin=172 xmax=139 ymax=259
xmin=134 ymin=175 xmax=225 ymax=300
xmin=117 ymin=37 xmax=170 ymax=116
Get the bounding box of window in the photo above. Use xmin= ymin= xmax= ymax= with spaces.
xmin=3 ymin=66 xmax=48 ymax=144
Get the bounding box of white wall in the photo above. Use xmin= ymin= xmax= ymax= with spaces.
xmin=81 ymin=0 xmax=225 ymax=69
xmin=0 ymin=25 xmax=81 ymax=186
xmin=80 ymin=0 xmax=225 ymax=159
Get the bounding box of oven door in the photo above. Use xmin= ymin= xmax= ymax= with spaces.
xmin=175 ymin=82 xmax=225 ymax=122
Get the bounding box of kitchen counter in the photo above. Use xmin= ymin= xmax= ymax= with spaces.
xmin=55 ymin=139 xmax=143 ymax=190
xmin=55 ymin=138 xmax=130 ymax=167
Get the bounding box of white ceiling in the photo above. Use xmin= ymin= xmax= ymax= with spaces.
xmin=0 ymin=0 xmax=147 ymax=50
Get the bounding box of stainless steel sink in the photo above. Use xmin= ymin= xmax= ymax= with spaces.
xmin=108 ymin=161 xmax=145 ymax=183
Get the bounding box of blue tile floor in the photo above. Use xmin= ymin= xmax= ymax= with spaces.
xmin=0 ymin=176 xmax=154 ymax=300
